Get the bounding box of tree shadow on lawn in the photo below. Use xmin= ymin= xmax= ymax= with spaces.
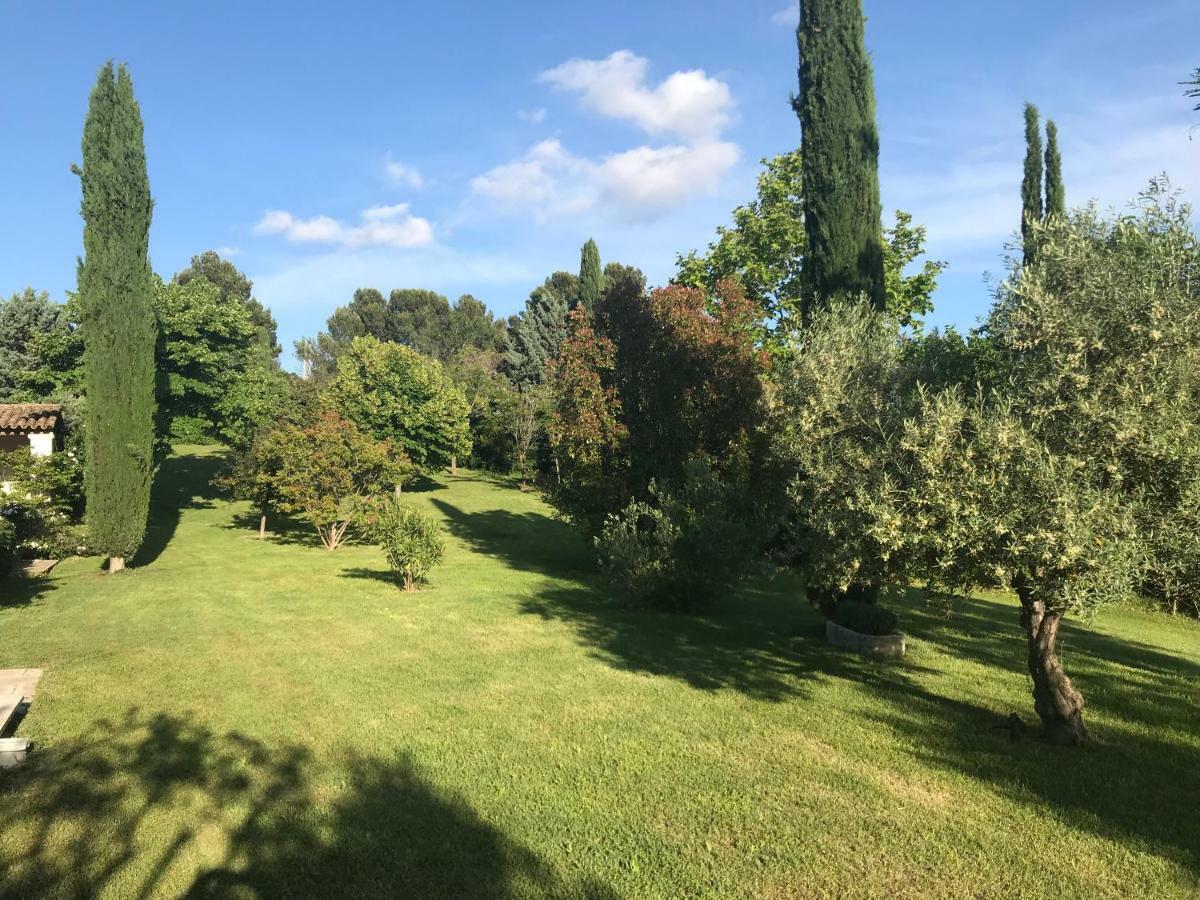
xmin=430 ymin=499 xmax=594 ymax=579
xmin=521 ymin=569 xmax=1200 ymax=879
xmin=132 ymin=451 xmax=229 ymax=569
xmin=0 ymin=573 xmax=58 ymax=608
xmin=896 ymin=587 xmax=1200 ymax=737
xmin=0 ymin=709 xmax=617 ymax=900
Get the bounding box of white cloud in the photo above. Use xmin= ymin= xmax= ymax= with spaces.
xmin=471 ymin=139 xmax=598 ymax=221
xmin=539 ymin=50 xmax=734 ymax=140
xmin=600 ymin=141 xmax=741 ymax=214
xmin=214 ymin=245 xmax=241 ymax=258
xmin=517 ymin=107 xmax=547 ymax=124
xmin=384 ymin=156 xmax=423 ymax=189
xmin=253 ymin=205 xmax=434 ymax=249
xmin=471 ymin=137 xmax=739 ymax=222
xmin=771 ymin=4 xmax=798 ymax=27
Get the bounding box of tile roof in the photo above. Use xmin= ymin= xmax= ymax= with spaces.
xmin=0 ymin=404 xmax=62 ymax=434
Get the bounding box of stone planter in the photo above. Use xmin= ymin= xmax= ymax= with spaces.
xmin=0 ymin=737 xmax=30 ymax=769
xmin=826 ymin=619 xmax=906 ymax=658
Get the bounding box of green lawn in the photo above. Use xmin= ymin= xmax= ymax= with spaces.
xmin=1 ymin=446 xmax=1198 ymax=899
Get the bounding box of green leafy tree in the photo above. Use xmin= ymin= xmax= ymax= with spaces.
xmin=265 ymin=410 xmax=413 ymax=550
xmin=153 ymin=277 xmax=256 ymax=444
xmin=677 ymin=150 xmax=943 ymax=337
xmin=599 ymin=278 xmax=764 ymax=498
xmin=174 ymin=251 xmax=280 ymax=361
xmin=449 ymin=348 xmax=518 ymax=471
xmin=794 ymin=0 xmax=885 ymax=311
xmin=546 ymin=309 xmax=628 ymax=531
xmin=387 ymin=289 xmax=452 ymax=358
xmin=1043 ymin=120 xmax=1065 ymax=218
xmin=76 ymin=61 xmax=157 ymax=573
xmin=1021 ymin=103 xmax=1044 ymax=264
xmin=0 ymin=289 xmax=71 ymax=402
xmin=577 ymin=239 xmax=603 ymax=312
xmin=215 ymin=364 xmax=300 ymax=452
xmin=448 ymin=294 xmax=506 ymax=355
xmin=326 ymin=336 xmax=471 ymax=478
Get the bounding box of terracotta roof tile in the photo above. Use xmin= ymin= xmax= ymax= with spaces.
xmin=0 ymin=404 xmax=62 ymax=434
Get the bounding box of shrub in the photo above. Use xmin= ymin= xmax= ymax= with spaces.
xmin=0 ymin=518 xmax=15 ymax=576
xmin=595 ymin=459 xmax=759 ymax=611
xmin=363 ymin=498 xmax=445 ymax=591
xmin=834 ymin=600 xmax=898 ymax=636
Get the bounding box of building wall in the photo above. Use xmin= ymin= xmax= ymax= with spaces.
xmin=28 ymin=432 xmax=54 ymax=457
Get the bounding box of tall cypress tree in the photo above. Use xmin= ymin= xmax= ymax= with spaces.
xmin=794 ymin=0 xmax=885 ymax=314
xmin=77 ymin=62 xmax=157 ymax=572
xmin=1021 ymin=103 xmax=1044 ymax=265
xmin=577 ymin=238 xmax=603 ymax=312
xmin=1044 ymin=119 xmax=1065 ymax=219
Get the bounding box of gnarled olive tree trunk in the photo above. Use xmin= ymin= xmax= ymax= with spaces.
xmin=1015 ymin=575 xmax=1088 ymax=745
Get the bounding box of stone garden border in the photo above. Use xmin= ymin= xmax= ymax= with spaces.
xmin=826 ymin=619 xmax=906 ymax=658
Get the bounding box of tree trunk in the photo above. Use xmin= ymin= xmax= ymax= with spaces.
xmin=450 ymin=455 xmax=457 ymax=476
xmin=394 ymin=482 xmax=403 ymax=498
xmin=259 ymin=513 xmax=268 ymax=540
xmin=1015 ymin=576 xmax=1088 ymax=745
xmin=108 ymin=556 xmax=125 ymax=573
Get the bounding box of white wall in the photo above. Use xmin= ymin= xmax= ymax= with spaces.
xmin=27 ymin=433 xmax=54 ymax=458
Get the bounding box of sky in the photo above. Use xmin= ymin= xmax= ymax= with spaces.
xmin=2 ymin=0 xmax=1197 ymax=369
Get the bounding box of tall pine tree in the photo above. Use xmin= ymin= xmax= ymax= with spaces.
xmin=794 ymin=0 xmax=885 ymax=314
xmin=577 ymin=239 xmax=603 ymax=312
xmin=1021 ymin=103 xmax=1044 ymax=265
xmin=1044 ymin=119 xmax=1065 ymax=218
xmin=77 ymin=62 xmax=157 ymax=572
xmin=505 ymin=274 xmax=575 ymax=388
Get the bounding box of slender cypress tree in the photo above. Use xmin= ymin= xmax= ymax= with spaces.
xmin=577 ymin=239 xmax=603 ymax=312
xmin=1044 ymin=119 xmax=1065 ymax=218
xmin=77 ymin=62 xmax=157 ymax=572
xmin=1021 ymin=103 xmax=1044 ymax=265
xmin=794 ymin=0 xmax=885 ymax=315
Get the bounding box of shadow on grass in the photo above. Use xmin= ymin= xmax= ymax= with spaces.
xmin=132 ymin=451 xmax=230 ymax=569
xmin=221 ymin=510 xmax=321 ymax=548
xmin=0 ymin=709 xmax=616 ymax=899
xmin=0 ymin=574 xmax=58 ymax=608
xmin=430 ymin=498 xmax=594 ymax=579
xmin=859 ymin=602 xmax=1200 ymax=882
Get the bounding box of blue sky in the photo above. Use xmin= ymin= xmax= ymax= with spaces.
xmin=2 ymin=0 xmax=1197 ymax=368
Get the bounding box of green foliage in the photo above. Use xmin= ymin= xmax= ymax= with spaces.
xmin=882 ymin=211 xmax=945 ymax=330
xmin=989 ymin=181 xmax=1200 ymax=616
xmin=1021 ymin=103 xmax=1044 ymax=263
xmin=264 ymin=410 xmax=413 ymax=550
xmin=546 ymin=309 xmax=628 ymax=531
xmin=676 ymin=150 xmax=807 ymax=330
xmin=794 ymin=0 xmax=885 ymax=311
xmin=1043 ymin=120 xmax=1065 ymax=218
xmin=599 ymin=279 xmax=764 ymax=498
xmin=595 ymin=459 xmax=760 ymax=611
xmin=77 ymin=61 xmax=157 ymax=563
xmin=577 ymin=239 xmax=603 ymax=312
xmin=1185 ymin=67 xmax=1199 ymax=111
xmin=0 ymin=446 xmax=87 ymax=558
xmin=677 ymin=150 xmax=942 ymax=337
xmin=0 ymin=289 xmax=73 ymax=402
xmin=834 ymin=600 xmax=897 ymax=636
xmin=772 ymin=298 xmax=915 ymax=602
xmin=362 ymin=497 xmax=445 ymax=590
xmin=326 ymin=336 xmax=471 ymax=476
xmin=449 ymin=348 xmax=519 ymax=471
xmin=0 ymin=517 xmax=14 ymax=575
xmin=505 ymin=274 xmax=575 ymax=388
xmin=153 ymin=277 xmax=257 ymax=445
xmin=215 ymin=364 xmax=300 ymax=453
xmin=174 ymin=250 xmax=280 ymax=360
